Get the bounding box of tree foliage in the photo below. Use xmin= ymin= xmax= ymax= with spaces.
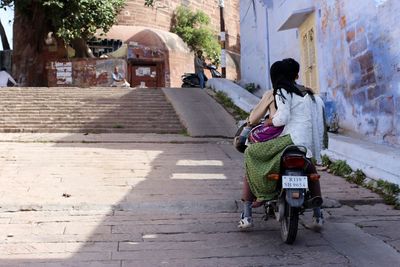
xmin=144 ymin=0 xmax=156 ymax=7
xmin=0 ymin=0 xmax=125 ymax=44
xmin=171 ymin=6 xmax=221 ymax=65
xmin=0 ymin=0 xmax=13 ymax=9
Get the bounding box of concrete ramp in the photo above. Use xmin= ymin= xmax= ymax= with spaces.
xmin=163 ymin=88 xmax=238 ymax=138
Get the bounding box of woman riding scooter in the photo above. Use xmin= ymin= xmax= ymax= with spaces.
xmin=238 ymin=58 xmax=323 ymax=229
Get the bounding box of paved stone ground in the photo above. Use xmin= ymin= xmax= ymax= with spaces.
xmin=0 ymin=134 xmax=399 ymax=266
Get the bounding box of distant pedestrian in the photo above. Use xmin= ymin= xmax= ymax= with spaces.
xmin=111 ymin=66 xmax=130 ymax=87
xmin=194 ymin=50 xmax=207 ymax=89
xmin=0 ymin=67 xmax=17 ymax=87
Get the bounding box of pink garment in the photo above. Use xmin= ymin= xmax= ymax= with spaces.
xmin=248 ymin=124 xmax=284 ymax=143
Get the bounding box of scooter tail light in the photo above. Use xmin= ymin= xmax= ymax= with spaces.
xmin=267 ymin=173 xmax=280 ymax=181
xmin=282 ymin=156 xmax=306 ymax=169
xmin=291 ymin=191 xmax=300 ymax=199
xmin=309 ymin=173 xmax=320 ymax=181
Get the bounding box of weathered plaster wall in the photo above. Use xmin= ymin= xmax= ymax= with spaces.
xmin=47 ymin=59 xmax=126 ymax=87
xmin=239 ymin=0 xmax=268 ymax=91
xmin=240 ymin=0 xmax=400 ymax=147
xmin=318 ymin=0 xmax=400 ymax=146
xmin=266 ymin=0 xmax=313 ymax=64
xmin=240 ymin=0 xmax=311 ymax=93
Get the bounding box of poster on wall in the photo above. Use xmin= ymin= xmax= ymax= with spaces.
xmin=220 ymin=49 xmax=226 ymax=68
xmin=55 ymin=62 xmax=72 ymax=85
xmin=136 ymin=67 xmax=151 ymax=77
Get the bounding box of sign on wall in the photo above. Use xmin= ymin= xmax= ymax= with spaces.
xmin=135 ymin=67 xmax=151 ymax=77
xmin=55 ymin=62 xmax=72 ymax=85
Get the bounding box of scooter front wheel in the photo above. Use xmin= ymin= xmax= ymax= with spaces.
xmin=280 ymin=205 xmax=299 ymax=244
xmin=181 ymin=83 xmax=191 ymax=88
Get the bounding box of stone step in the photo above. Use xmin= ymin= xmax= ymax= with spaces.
xmin=0 ymin=128 xmax=183 ymax=134
xmin=0 ymin=88 xmax=184 ymax=134
xmin=0 ymin=113 xmax=176 ymax=117
xmin=0 ymin=114 xmax=178 ymax=118
xmin=0 ymin=121 xmax=180 ymax=125
xmin=0 ymin=108 xmax=177 ymax=113
xmin=0 ymin=121 xmax=183 ymax=126
xmin=0 ymin=124 xmax=183 ymax=129
xmin=1 ymin=105 xmax=169 ymax=108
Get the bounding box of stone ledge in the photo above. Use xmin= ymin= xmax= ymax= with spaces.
xmin=206 ymin=78 xmax=260 ymax=113
xmin=322 ymin=133 xmax=400 ymax=185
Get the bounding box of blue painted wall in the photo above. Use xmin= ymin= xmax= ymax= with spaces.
xmin=240 ymin=0 xmax=400 ymax=147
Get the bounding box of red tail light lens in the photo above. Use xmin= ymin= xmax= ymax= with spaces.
xmin=309 ymin=173 xmax=320 ymax=181
xmin=267 ymin=173 xmax=280 ymax=181
xmin=282 ymin=156 xmax=306 ymax=169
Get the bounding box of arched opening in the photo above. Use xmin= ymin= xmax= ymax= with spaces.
xmin=96 ymin=25 xmax=194 ymax=88
xmin=126 ymin=29 xmax=168 ymax=88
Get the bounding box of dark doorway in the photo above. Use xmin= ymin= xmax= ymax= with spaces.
xmin=128 ymin=59 xmax=164 ymax=88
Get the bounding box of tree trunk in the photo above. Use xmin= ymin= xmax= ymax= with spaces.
xmin=12 ymin=2 xmax=50 ymax=86
xmin=70 ymin=38 xmax=95 ymax=58
xmin=0 ymin=19 xmax=11 ymax=50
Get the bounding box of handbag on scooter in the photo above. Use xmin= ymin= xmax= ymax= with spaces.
xmin=248 ymin=124 xmax=284 ymax=143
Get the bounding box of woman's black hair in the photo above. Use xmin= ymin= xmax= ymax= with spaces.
xmin=270 ymin=60 xmax=284 ymax=90
xmin=281 ymin=58 xmax=300 ymax=81
xmin=270 ymin=58 xmax=305 ymax=108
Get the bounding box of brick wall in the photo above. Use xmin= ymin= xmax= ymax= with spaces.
xmin=118 ymin=0 xmax=240 ymax=54
xmin=169 ymin=50 xmax=194 ymax=87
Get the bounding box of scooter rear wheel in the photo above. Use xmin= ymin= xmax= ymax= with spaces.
xmin=280 ymin=205 xmax=299 ymax=244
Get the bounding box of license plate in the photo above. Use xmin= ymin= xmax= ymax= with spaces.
xmin=282 ymin=175 xmax=308 ymax=189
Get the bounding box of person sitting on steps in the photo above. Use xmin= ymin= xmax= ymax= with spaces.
xmin=111 ymin=66 xmax=130 ymax=87
xmin=0 ymin=67 xmax=17 ymax=87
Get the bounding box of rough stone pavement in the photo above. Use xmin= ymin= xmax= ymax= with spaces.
xmin=0 ymin=133 xmax=399 ymax=266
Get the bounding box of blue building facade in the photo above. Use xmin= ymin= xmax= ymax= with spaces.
xmin=240 ymin=0 xmax=400 ymax=148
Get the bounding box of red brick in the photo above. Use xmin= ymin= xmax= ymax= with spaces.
xmin=357 ymin=51 xmax=374 ymax=74
xmin=367 ymin=85 xmax=386 ymax=100
xmin=361 ymin=71 xmax=376 ymax=87
xmin=350 ymin=37 xmax=367 ymax=57
xmin=339 ymin=16 xmax=347 ymax=29
xmin=346 ymin=30 xmax=355 ymax=43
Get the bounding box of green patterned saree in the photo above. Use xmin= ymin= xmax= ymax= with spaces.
xmin=244 ymin=135 xmax=293 ymax=201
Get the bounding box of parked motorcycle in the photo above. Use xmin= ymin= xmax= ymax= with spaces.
xmin=263 ymin=145 xmax=322 ymax=244
xmin=181 ymin=65 xmax=222 ymax=88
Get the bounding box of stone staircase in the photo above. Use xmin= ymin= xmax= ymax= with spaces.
xmin=0 ymin=88 xmax=185 ymax=134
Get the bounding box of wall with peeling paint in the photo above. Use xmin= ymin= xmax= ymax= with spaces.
xmin=239 ymin=0 xmax=269 ymax=92
xmin=240 ymin=0 xmax=400 ymax=147
xmin=47 ymin=59 xmax=126 ymax=87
